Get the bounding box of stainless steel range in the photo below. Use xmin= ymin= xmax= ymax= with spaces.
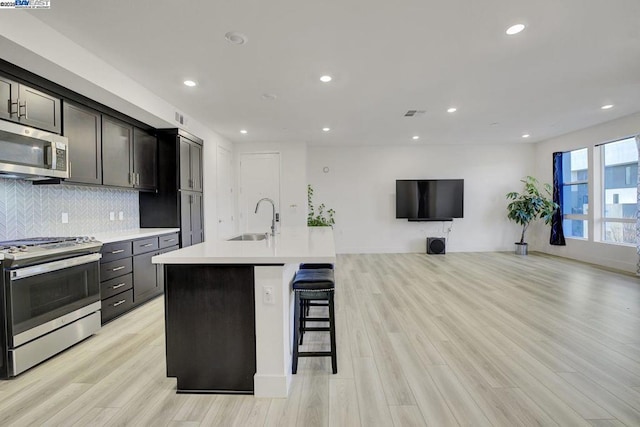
xmin=0 ymin=236 xmax=103 ymax=378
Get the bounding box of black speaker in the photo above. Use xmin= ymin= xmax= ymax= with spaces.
xmin=427 ymin=237 xmax=446 ymax=254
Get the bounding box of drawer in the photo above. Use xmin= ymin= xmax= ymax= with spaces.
xmin=133 ymin=237 xmax=159 ymax=255
xmin=101 ymin=273 xmax=133 ymax=300
xmin=101 ymin=241 xmax=133 ymax=263
xmin=100 ymin=257 xmax=133 ymax=281
xmin=101 ymin=289 xmax=134 ymax=323
xmin=159 ymin=233 xmax=180 ymax=249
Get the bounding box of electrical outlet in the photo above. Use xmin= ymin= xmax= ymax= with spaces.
xmin=61 ymin=212 xmax=68 ymax=224
xmin=109 ymin=212 xmax=115 ymax=221
xmin=118 ymin=211 xmax=124 ymax=221
xmin=263 ymin=286 xmax=274 ymax=304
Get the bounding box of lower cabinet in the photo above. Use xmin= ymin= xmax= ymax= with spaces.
xmin=99 ymin=232 xmax=179 ymax=324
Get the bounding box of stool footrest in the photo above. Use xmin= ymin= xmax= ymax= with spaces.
xmin=304 ymin=317 xmax=329 ymax=322
xmin=298 ymin=351 xmax=333 ymax=357
xmin=303 ymin=327 xmax=330 ymax=332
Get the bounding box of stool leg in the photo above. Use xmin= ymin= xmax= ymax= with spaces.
xmin=292 ymin=291 xmax=300 ymax=374
xmin=329 ymin=292 xmax=337 ymax=374
xmin=299 ymin=297 xmax=306 ymax=345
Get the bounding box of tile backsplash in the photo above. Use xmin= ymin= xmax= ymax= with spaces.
xmin=0 ymin=178 xmax=139 ymax=240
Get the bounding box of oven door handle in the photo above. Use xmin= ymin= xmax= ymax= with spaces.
xmin=9 ymin=253 xmax=102 ymax=280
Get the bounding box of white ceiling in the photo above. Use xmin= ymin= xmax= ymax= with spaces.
xmin=27 ymin=0 xmax=640 ymax=146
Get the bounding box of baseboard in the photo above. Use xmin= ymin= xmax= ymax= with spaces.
xmin=254 ymin=373 xmax=291 ymax=398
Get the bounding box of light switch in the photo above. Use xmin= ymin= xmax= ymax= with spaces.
xmin=61 ymin=212 xmax=68 ymax=224
xmin=109 ymin=212 xmax=115 ymax=221
xmin=118 ymin=211 xmax=124 ymax=220
xmin=263 ymin=286 xmax=274 ymax=304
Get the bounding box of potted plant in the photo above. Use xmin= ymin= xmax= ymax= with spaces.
xmin=506 ymin=176 xmax=558 ymax=255
xmin=307 ymin=184 xmax=335 ymax=226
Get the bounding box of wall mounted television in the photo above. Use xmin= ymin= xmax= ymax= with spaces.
xmin=396 ymin=179 xmax=464 ymax=220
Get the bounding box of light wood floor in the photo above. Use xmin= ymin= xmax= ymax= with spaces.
xmin=1 ymin=252 xmax=640 ymax=426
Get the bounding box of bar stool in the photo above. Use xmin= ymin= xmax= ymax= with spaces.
xmin=292 ymin=268 xmax=337 ymax=374
xmin=299 ymin=263 xmax=334 ymax=316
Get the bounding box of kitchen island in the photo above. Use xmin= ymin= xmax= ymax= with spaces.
xmin=152 ymin=226 xmax=336 ymax=398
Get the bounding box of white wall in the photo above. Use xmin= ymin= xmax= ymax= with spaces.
xmin=533 ymin=112 xmax=640 ymax=273
xmin=308 ymin=144 xmax=535 ymax=253
xmin=0 ymin=12 xmax=234 ymax=242
xmin=234 ymin=142 xmax=308 ymax=232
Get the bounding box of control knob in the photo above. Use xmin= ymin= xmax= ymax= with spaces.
xmin=19 ymin=245 xmax=28 ymax=252
xmin=8 ymin=246 xmax=19 ymax=253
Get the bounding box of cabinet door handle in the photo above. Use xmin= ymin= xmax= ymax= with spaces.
xmin=163 ymin=238 xmax=176 ymax=243
xmin=112 ymin=283 xmax=127 ymax=290
xmin=9 ymin=99 xmax=18 ymax=115
xmin=112 ymin=266 xmax=126 ymax=272
xmin=128 ymin=172 xmax=132 ymax=184
xmin=135 ymin=173 xmax=140 ymax=186
xmin=18 ymin=100 xmax=27 ymax=118
xmin=140 ymin=243 xmax=154 ymax=248
xmin=111 ymin=249 xmax=125 ymax=254
xmin=112 ymin=299 xmax=126 ymax=307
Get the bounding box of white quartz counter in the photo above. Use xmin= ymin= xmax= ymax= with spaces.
xmin=152 ymin=226 xmax=336 ymax=265
xmin=93 ymin=228 xmax=180 ymax=244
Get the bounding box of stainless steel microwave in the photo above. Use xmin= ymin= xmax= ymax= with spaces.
xmin=0 ymin=119 xmax=69 ymax=180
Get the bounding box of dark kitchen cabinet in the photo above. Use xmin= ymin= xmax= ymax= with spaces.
xmin=179 ymin=138 xmax=202 ymax=191
xmin=133 ymin=127 xmax=157 ymax=190
xmin=0 ymin=75 xmax=61 ymax=133
xmin=102 ymin=116 xmax=157 ymax=190
xmin=99 ymin=232 xmax=177 ymax=324
xmin=102 ymin=116 xmax=133 ymax=188
xmin=0 ymin=75 xmax=12 ymax=121
xmin=181 ymin=192 xmax=203 ymax=247
xmin=62 ymin=102 xmax=102 ymax=185
xmin=133 ymin=251 xmax=156 ymax=303
xmin=139 ymin=129 xmax=204 ymax=248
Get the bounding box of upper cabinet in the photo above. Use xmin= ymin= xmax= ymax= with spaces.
xmin=102 ymin=116 xmax=157 ymax=190
xmin=102 ymin=116 xmax=134 ymax=188
xmin=179 ymin=137 xmax=202 ymax=191
xmin=63 ymin=102 xmax=102 ymax=185
xmin=0 ymin=75 xmax=61 ymax=133
xmin=133 ymin=127 xmax=158 ymax=191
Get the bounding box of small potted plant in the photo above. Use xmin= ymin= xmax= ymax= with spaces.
xmin=307 ymin=184 xmax=335 ymax=226
xmin=506 ymin=176 xmax=558 ymax=255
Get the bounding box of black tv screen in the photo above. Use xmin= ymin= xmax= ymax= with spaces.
xmin=396 ymin=179 xmax=464 ymax=219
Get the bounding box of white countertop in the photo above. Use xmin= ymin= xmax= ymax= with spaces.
xmin=93 ymin=228 xmax=180 ymax=244
xmin=152 ymin=226 xmax=336 ymax=265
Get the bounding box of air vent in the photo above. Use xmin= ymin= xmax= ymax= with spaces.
xmin=404 ymin=110 xmax=426 ymax=117
xmin=175 ymin=112 xmax=184 ymax=125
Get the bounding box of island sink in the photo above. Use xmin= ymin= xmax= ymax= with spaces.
xmin=227 ymin=233 xmax=268 ymax=241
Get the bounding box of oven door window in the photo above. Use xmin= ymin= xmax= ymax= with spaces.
xmin=8 ymin=261 xmax=100 ymax=336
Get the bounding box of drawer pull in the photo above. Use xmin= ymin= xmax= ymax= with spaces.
xmin=112 ymin=299 xmax=126 ymax=307
xmin=163 ymin=238 xmax=176 ymax=243
xmin=141 ymin=243 xmax=154 ymax=248
xmin=112 ymin=283 xmax=127 ymax=290
xmin=112 ymin=266 xmax=126 ymax=272
xmin=111 ymin=249 xmax=125 ymax=254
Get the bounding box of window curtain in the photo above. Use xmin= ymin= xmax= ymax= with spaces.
xmin=636 ymin=136 xmax=640 ymax=275
xmin=550 ymin=152 xmax=566 ymax=245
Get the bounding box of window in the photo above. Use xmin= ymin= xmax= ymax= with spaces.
xmin=602 ymin=137 xmax=637 ymax=244
xmin=561 ymin=148 xmax=589 ymax=239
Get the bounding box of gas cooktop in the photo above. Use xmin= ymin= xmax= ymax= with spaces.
xmin=0 ymin=236 xmax=102 ymax=268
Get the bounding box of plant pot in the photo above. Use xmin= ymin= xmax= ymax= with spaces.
xmin=515 ymin=242 xmax=528 ymax=256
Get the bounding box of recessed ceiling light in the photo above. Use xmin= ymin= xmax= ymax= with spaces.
xmin=601 ymin=104 xmax=614 ymax=110
xmin=322 ymin=127 xmax=331 ymax=132
xmin=320 ymin=75 xmax=332 ymax=83
xmin=522 ymin=134 xmax=530 ymax=138
xmin=447 ymin=107 xmax=457 ymax=113
xmin=240 ymin=129 xmax=248 ymax=134
xmin=261 ymin=93 xmax=277 ymax=101
xmin=506 ymin=24 xmax=525 ymax=35
xmin=183 ymin=80 xmax=197 ymax=87
xmin=225 ymin=31 xmax=247 ymax=45
xmin=412 ymin=136 xmax=420 ymax=140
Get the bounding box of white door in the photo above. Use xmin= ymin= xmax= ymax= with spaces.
xmin=217 ymin=146 xmax=234 ymax=238
xmin=239 ymin=153 xmax=280 ymax=233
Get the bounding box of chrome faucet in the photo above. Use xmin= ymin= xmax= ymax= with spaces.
xmin=255 ymin=198 xmax=276 ymax=235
